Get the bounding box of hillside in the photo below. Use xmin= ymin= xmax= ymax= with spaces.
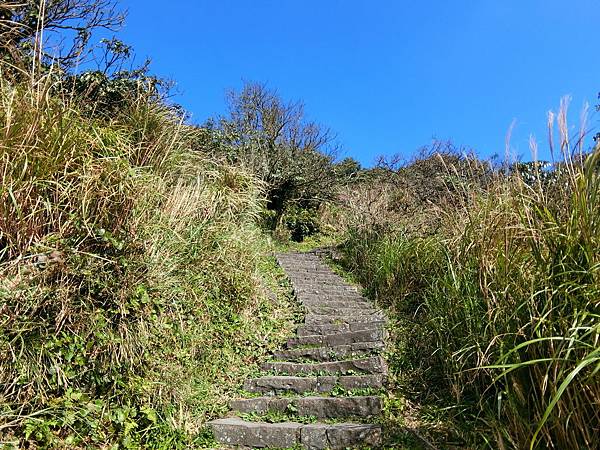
xmin=1 ymin=1 xmax=599 ymax=449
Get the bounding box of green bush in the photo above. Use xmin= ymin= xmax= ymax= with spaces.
xmin=282 ymin=205 xmax=321 ymax=242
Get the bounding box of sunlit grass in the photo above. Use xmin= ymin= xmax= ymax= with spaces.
xmin=337 ymin=109 xmax=600 ymax=448
xmin=0 ymin=72 xmax=297 ymax=447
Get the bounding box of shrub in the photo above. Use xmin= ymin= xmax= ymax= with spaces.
xmin=282 ymin=205 xmax=321 ymax=242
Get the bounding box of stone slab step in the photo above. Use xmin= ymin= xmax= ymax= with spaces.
xmin=297 ymin=292 xmax=362 ymax=300
xmin=276 ymin=254 xmax=324 ymax=262
xmin=243 ymin=374 xmax=385 ymax=395
xmin=297 ymin=321 xmax=386 ymax=337
xmin=292 ymin=282 xmax=350 ymax=290
xmin=301 ymin=300 xmax=373 ymax=310
xmin=296 ymin=285 xmax=358 ymax=293
xmin=305 ymin=313 xmax=386 ymax=326
xmin=274 ymin=341 xmax=384 ymax=362
xmin=293 ymin=284 xmax=350 ymax=292
xmin=288 ymin=274 xmax=343 ymax=281
xmin=280 ymin=267 xmax=329 ymax=273
xmin=295 ymin=282 xmax=357 ymax=289
xmin=280 ymin=268 xmax=331 ymax=275
xmin=305 ymin=306 xmax=379 ymax=316
xmin=230 ymin=395 xmax=382 ymax=418
xmin=299 ymin=292 xmax=367 ymax=301
xmin=262 ymin=356 xmax=387 ymax=376
xmin=276 ymin=264 xmax=327 ymax=271
xmin=209 ymin=418 xmax=382 ymax=449
xmin=287 ymin=329 xmax=385 ymax=348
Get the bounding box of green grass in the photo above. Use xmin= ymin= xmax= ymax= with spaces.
xmin=0 ymin=73 xmax=299 ymax=448
xmin=336 ymin=146 xmax=600 ymax=448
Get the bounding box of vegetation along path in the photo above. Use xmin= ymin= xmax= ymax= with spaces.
xmin=210 ymin=252 xmax=388 ymax=449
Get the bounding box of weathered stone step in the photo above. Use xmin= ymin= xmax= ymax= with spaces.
xmin=276 ymin=261 xmax=326 ymax=269
xmin=243 ymin=374 xmax=385 ymax=395
xmin=262 ymin=356 xmax=387 ymax=376
xmin=301 ymin=300 xmax=373 ymax=310
xmin=292 ymin=281 xmax=349 ymax=289
xmin=305 ymin=313 xmax=386 ymax=325
xmin=280 ymin=267 xmax=328 ymax=272
xmin=287 ymin=329 xmax=385 ymax=348
xmin=297 ymin=291 xmax=361 ymax=300
xmin=282 ymin=268 xmax=331 ymax=275
xmin=300 ymin=295 xmax=367 ymax=303
xmin=305 ymin=305 xmax=379 ymax=316
xmin=230 ymin=395 xmax=382 ymax=418
xmin=292 ymin=283 xmax=348 ymax=290
xmin=296 ymin=321 xmax=386 ymax=337
xmin=274 ymin=341 xmax=384 ymax=362
xmin=299 ymin=292 xmax=366 ymax=301
xmin=295 ymin=282 xmax=357 ymax=289
xmin=209 ymin=418 xmax=382 ymax=449
xmin=288 ymin=273 xmax=343 ymax=281
xmin=296 ymin=285 xmax=358 ymax=293
xmin=277 ymin=254 xmax=324 ymax=261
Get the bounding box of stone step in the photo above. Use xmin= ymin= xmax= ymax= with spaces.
xmin=219 ymin=252 xmax=390 ymax=449
xmin=279 ymin=265 xmax=327 ymax=271
xmin=301 ymin=300 xmax=373 ymax=310
xmin=288 ymin=274 xmax=343 ymax=281
xmin=209 ymin=418 xmax=382 ymax=449
xmin=296 ymin=321 xmax=386 ymax=337
xmin=292 ymin=283 xmax=348 ymax=290
xmin=301 ymin=301 xmax=372 ymax=309
xmin=243 ymin=374 xmax=385 ymax=395
xmin=262 ymin=356 xmax=387 ymax=376
xmin=296 ymin=290 xmax=361 ymax=298
xmin=276 ymin=262 xmax=326 ymax=269
xmin=305 ymin=313 xmax=386 ymax=326
xmin=295 ymin=282 xmax=357 ymax=288
xmin=281 ymin=268 xmax=331 ymax=275
xmin=287 ymin=329 xmax=385 ymax=348
xmin=230 ymin=395 xmax=382 ymax=418
xmin=305 ymin=305 xmax=379 ymax=316
xmin=291 ymin=281 xmax=348 ymax=289
xmin=296 ymin=285 xmax=358 ymax=293
xmin=274 ymin=341 xmax=384 ymax=362
xmin=296 ymin=291 xmax=361 ymax=299
xmin=299 ymin=292 xmax=367 ymax=301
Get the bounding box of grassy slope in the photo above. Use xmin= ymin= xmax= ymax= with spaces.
xmin=0 ymin=77 xmax=298 ymax=448
xmin=333 ymin=150 xmax=600 ymax=449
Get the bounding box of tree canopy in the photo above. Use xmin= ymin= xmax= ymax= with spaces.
xmin=217 ymin=82 xmax=341 ymax=215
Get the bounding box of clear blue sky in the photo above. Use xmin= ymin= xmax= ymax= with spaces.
xmin=112 ymin=1 xmax=598 ymax=166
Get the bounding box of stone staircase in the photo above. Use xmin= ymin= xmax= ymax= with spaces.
xmin=209 ymin=252 xmax=387 ymax=449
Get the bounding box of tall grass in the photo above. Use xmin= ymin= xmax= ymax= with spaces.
xmin=0 ymin=73 xmax=296 ymax=448
xmin=338 ymin=124 xmax=600 ymax=448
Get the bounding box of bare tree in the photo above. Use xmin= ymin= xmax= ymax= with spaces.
xmin=0 ymin=0 xmax=124 ymax=69
xmin=220 ymin=82 xmax=340 ymax=213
